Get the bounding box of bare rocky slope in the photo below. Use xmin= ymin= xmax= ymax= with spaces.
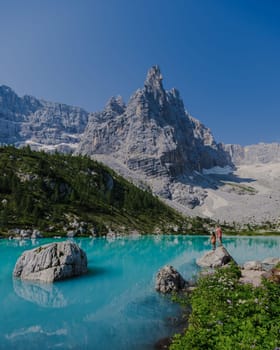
xmin=1 ymin=67 xmax=280 ymax=226
xmin=189 ymin=162 xmax=280 ymax=226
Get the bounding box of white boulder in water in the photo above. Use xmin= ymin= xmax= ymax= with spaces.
xmin=13 ymin=241 xmax=88 ymax=283
xmin=196 ymin=246 xmax=235 ymax=268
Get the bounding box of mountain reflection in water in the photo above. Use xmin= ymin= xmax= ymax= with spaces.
xmin=13 ymin=280 xmax=68 ymax=308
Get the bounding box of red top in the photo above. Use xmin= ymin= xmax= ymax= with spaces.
xmin=216 ymin=227 xmax=222 ymax=238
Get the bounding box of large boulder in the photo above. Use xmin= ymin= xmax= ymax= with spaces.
xmin=13 ymin=241 xmax=88 ymax=283
xmin=155 ymin=265 xmax=186 ymax=294
xmin=196 ymin=246 xmax=235 ymax=268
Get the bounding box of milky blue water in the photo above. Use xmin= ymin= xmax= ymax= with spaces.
xmin=1 ymin=235 xmax=280 ymax=350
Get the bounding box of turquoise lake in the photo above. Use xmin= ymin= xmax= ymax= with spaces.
xmin=1 ymin=235 xmax=280 ymax=350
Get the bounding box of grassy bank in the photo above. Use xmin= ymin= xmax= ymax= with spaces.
xmin=170 ymin=263 xmax=280 ymax=350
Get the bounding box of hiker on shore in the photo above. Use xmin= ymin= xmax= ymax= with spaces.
xmin=216 ymin=226 xmax=223 ymax=245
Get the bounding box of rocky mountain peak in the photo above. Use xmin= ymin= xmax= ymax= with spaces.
xmin=144 ymin=65 xmax=165 ymax=102
xmin=0 ymin=85 xmax=22 ymax=113
xmin=77 ymin=66 xmax=232 ymax=212
xmin=0 ymin=86 xmax=89 ymax=150
xmin=144 ymin=65 xmax=163 ymax=87
xmin=0 ymin=85 xmax=14 ymax=94
xmin=105 ymin=95 xmax=126 ymax=115
xmin=169 ymin=88 xmax=180 ymax=99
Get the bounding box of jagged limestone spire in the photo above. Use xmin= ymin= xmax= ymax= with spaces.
xmin=144 ymin=65 xmax=164 ymax=92
xmin=143 ymin=65 xmax=166 ymax=105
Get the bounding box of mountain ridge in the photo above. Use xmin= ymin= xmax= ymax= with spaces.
xmin=1 ymin=66 xmax=280 ymax=226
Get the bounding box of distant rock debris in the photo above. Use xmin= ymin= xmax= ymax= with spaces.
xmin=196 ymin=246 xmax=235 ymax=268
xmin=13 ymin=241 xmax=88 ymax=283
xmin=155 ymin=265 xmax=186 ymax=294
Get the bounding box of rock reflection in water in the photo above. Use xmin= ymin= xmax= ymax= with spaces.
xmin=13 ymin=279 xmax=68 ymax=308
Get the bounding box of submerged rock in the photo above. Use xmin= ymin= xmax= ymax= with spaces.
xmin=196 ymin=246 xmax=235 ymax=268
xmin=13 ymin=241 xmax=87 ymax=283
xmin=155 ymin=265 xmax=186 ymax=294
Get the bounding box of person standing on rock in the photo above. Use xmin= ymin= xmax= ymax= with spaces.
xmin=216 ymin=226 xmax=223 ymax=246
xmin=210 ymin=232 xmax=216 ymax=250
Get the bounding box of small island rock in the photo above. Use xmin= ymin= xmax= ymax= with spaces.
xmin=13 ymin=241 xmax=88 ymax=283
xmin=155 ymin=265 xmax=186 ymax=294
xmin=196 ymin=246 xmax=235 ymax=268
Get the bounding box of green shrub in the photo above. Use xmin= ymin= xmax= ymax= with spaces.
xmin=170 ymin=264 xmax=280 ymax=350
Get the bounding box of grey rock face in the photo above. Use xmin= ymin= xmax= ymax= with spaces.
xmin=78 ymin=66 xmax=230 ymax=176
xmin=155 ymin=265 xmax=186 ymax=293
xmin=0 ymin=85 xmax=88 ymax=151
xmin=224 ymin=143 xmax=280 ymax=165
xmin=196 ymin=246 xmax=235 ymax=268
xmin=13 ymin=241 xmax=88 ymax=283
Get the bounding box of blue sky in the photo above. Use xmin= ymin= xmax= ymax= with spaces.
xmin=0 ymin=0 xmax=279 ymax=145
